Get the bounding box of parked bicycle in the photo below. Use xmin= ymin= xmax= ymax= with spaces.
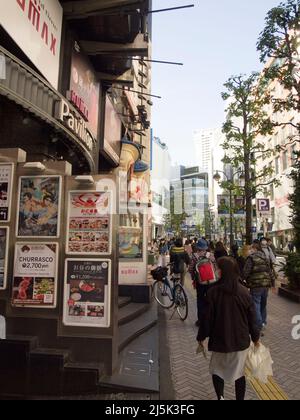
xmin=151 ymin=264 xmax=188 ymax=321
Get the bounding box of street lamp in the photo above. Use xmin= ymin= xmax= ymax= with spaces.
xmin=213 ymin=170 xmax=245 ymax=247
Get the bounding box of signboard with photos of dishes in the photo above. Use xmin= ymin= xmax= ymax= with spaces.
xmin=66 ymin=191 xmax=112 ymax=255
xmin=12 ymin=243 xmax=59 ymax=308
xmin=63 ymin=259 xmax=111 ymax=328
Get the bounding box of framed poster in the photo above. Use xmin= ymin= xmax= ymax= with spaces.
xmin=0 ymin=227 xmax=9 ymax=290
xmin=119 ymin=213 xmax=143 ymax=260
xmin=0 ymin=163 xmax=14 ymax=222
xmin=63 ymin=259 xmax=111 ymax=328
xmin=16 ymin=176 xmax=62 ymax=238
xmin=12 ymin=243 xmax=59 ymax=308
xmin=66 ymin=191 xmax=112 ymax=255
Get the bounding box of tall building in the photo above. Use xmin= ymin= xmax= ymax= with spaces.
xmin=170 ymin=165 xmax=209 ymax=236
xmin=150 ymin=134 xmax=171 ymax=238
xmin=193 ymin=128 xmax=225 ymax=212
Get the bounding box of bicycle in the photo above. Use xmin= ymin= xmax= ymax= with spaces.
xmin=151 ymin=264 xmax=188 ymax=321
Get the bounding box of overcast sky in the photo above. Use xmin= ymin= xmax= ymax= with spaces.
xmin=151 ymin=0 xmax=282 ymax=166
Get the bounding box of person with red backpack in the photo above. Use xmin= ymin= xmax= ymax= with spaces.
xmin=189 ymin=239 xmax=218 ymax=327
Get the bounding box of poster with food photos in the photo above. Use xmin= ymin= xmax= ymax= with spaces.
xmin=66 ymin=191 xmax=111 ymax=255
xmin=63 ymin=259 xmax=111 ymax=328
xmin=12 ymin=243 xmax=58 ymax=308
xmin=17 ymin=176 xmax=61 ymax=238
xmin=0 ymin=227 xmax=9 ymax=289
xmin=0 ymin=163 xmax=13 ymax=222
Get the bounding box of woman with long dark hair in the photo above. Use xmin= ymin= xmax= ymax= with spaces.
xmin=214 ymin=241 xmax=228 ymax=261
xmin=197 ymin=257 xmax=260 ymax=400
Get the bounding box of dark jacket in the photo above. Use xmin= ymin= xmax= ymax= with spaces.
xmin=170 ymin=247 xmax=190 ymax=274
xmin=243 ymin=251 xmax=275 ymax=289
xmin=197 ymin=278 xmax=260 ymax=353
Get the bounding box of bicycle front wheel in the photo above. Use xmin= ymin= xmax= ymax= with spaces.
xmin=152 ymin=280 xmax=173 ymax=309
xmin=174 ymin=284 xmax=188 ymax=321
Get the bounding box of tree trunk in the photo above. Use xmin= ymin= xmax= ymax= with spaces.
xmin=244 ymin=126 xmax=252 ymax=245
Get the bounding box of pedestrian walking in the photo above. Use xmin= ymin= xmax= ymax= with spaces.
xmin=170 ymin=238 xmax=190 ymax=285
xmin=214 ymin=241 xmax=228 ymax=261
xmin=158 ymin=238 xmax=168 ymax=267
xmin=243 ymin=242 xmax=276 ymax=334
xmin=189 ymin=238 xmax=217 ymax=326
xmin=230 ymin=243 xmax=246 ymax=275
xmin=197 ymin=257 xmax=260 ymax=401
xmin=184 ymin=239 xmax=193 ymax=256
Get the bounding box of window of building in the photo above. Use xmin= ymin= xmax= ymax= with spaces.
xmin=275 ymin=157 xmax=280 ymax=174
xmin=282 ymin=151 xmax=288 ymax=171
xmin=270 ymin=184 xmax=274 ymax=201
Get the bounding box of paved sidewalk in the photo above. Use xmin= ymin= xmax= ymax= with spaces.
xmin=163 ymin=278 xmax=300 ymax=400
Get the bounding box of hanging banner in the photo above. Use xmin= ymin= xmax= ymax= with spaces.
xmin=0 ymin=227 xmax=9 ymax=290
xmin=66 ymin=191 xmax=112 ymax=255
xmin=234 ymin=197 xmax=245 ymax=217
xmin=217 ymin=195 xmax=230 ymax=216
xmin=63 ymin=259 xmax=111 ymax=328
xmin=0 ymin=163 xmax=14 ymax=222
xmin=17 ymin=176 xmax=62 ymax=238
xmin=12 ymin=243 xmax=58 ymax=308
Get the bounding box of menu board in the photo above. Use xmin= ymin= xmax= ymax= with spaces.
xmin=63 ymin=259 xmax=111 ymax=328
xmin=12 ymin=243 xmax=58 ymax=308
xmin=0 ymin=163 xmax=13 ymax=222
xmin=66 ymin=191 xmax=111 ymax=255
xmin=17 ymin=176 xmax=62 ymax=238
xmin=0 ymin=227 xmax=9 ymax=289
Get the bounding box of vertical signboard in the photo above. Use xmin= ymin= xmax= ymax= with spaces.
xmin=217 ymin=195 xmax=230 ymax=215
xmin=63 ymin=259 xmax=111 ymax=328
xmin=0 ymin=0 xmax=63 ymax=88
xmin=16 ymin=176 xmax=62 ymax=238
xmin=12 ymin=243 xmax=59 ymax=308
xmin=69 ymin=47 xmax=100 ymax=140
xmin=0 ymin=227 xmax=9 ymax=290
xmin=66 ymin=191 xmax=112 ymax=255
xmin=0 ymin=163 xmax=13 ymax=222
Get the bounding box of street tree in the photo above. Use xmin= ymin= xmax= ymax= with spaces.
xmin=222 ymin=73 xmax=276 ymax=244
xmin=257 ymin=0 xmax=300 ymax=127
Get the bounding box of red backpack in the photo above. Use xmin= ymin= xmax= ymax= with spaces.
xmin=195 ymin=255 xmax=218 ymax=286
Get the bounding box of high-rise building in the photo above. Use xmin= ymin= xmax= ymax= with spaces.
xmin=150 ymin=134 xmax=171 ymax=238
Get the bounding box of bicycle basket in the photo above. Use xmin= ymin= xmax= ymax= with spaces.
xmin=151 ymin=266 xmax=168 ymax=280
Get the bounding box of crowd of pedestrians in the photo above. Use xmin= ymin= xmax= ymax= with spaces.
xmin=151 ymin=235 xmax=278 ymax=400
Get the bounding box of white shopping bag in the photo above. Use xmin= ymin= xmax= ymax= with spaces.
xmin=246 ymin=342 xmax=273 ymax=384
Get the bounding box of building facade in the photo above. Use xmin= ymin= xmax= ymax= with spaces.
xmin=150 ymin=134 xmax=171 ymax=239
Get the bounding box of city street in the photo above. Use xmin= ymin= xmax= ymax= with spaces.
xmin=160 ymin=276 xmax=300 ymax=401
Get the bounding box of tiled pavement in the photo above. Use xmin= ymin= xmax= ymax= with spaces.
xmin=162 ymin=277 xmax=300 ymax=401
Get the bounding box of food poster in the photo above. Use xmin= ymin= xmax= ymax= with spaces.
xmin=119 ymin=213 xmax=143 ymax=259
xmin=0 ymin=227 xmax=9 ymax=289
xmin=67 ymin=191 xmax=111 ymax=255
xmin=63 ymin=259 xmax=111 ymax=328
xmin=0 ymin=163 xmax=13 ymax=222
xmin=12 ymin=243 xmax=58 ymax=308
xmin=17 ymin=176 xmax=61 ymax=238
